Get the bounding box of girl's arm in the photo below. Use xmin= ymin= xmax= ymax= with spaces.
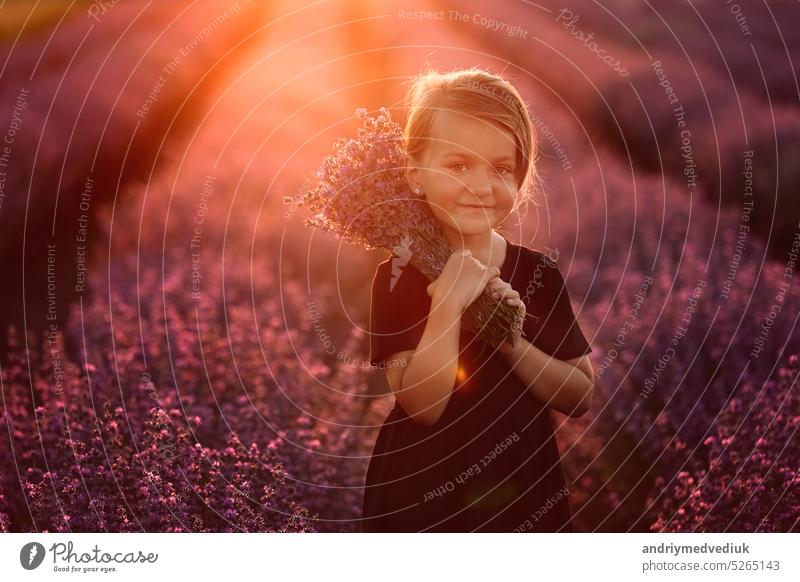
xmin=387 ymin=298 xmax=463 ymax=427
xmin=386 ymin=250 xmax=501 ymax=427
xmin=503 ymin=339 xmax=594 ymax=417
xmin=487 ymin=273 xmax=594 ymax=417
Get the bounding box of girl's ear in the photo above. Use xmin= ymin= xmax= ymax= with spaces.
xmin=405 ymin=161 xmax=420 ymax=190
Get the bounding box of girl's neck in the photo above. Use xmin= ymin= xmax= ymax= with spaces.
xmin=444 ymin=229 xmax=507 ymax=270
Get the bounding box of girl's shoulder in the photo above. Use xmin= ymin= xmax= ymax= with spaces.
xmin=513 ymin=240 xmax=559 ymax=264
xmin=507 ymin=241 xmax=561 ymax=280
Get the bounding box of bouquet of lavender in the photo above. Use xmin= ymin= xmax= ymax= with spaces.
xmin=284 ymin=107 xmax=529 ymax=349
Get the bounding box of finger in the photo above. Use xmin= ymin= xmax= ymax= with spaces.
xmin=486 ymin=278 xmax=507 ymax=293
xmin=483 ymin=267 xmax=500 ymax=288
xmin=491 ymin=283 xmax=514 ymax=300
xmin=495 ymin=287 xmax=511 ymax=300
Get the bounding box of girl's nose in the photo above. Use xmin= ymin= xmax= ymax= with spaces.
xmin=469 ymin=169 xmax=493 ymax=197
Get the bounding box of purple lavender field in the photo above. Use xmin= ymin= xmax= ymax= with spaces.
xmin=0 ymin=0 xmax=798 ymax=532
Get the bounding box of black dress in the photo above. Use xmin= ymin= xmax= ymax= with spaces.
xmin=361 ymin=237 xmax=593 ymax=533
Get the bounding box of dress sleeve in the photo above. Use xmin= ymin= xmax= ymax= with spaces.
xmin=527 ymin=258 xmax=592 ymax=362
xmin=368 ymin=257 xmax=431 ymax=367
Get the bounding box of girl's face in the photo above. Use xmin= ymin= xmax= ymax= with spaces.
xmin=407 ymin=109 xmax=520 ymax=239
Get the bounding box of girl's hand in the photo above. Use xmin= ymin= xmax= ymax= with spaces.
xmin=486 ymin=277 xmax=526 ymax=356
xmin=426 ymin=249 xmax=501 ymax=314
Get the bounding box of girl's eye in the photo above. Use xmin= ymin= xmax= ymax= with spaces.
xmin=495 ymin=166 xmax=512 ymax=176
xmin=449 ymin=163 xmax=467 ymax=172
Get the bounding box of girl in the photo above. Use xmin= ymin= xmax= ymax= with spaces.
xmin=362 ymin=67 xmax=594 ymax=532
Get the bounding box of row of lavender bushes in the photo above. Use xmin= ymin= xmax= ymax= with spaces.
xmin=3 ymin=147 xmax=798 ymax=531
xmin=549 ymin=156 xmax=800 ymax=531
xmin=0 ymin=231 xmax=380 ymax=531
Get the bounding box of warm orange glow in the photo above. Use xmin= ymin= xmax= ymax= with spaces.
xmin=455 ymin=365 xmax=477 ymax=396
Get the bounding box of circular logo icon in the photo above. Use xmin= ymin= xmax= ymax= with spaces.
xmin=20 ymin=542 xmax=46 ymax=570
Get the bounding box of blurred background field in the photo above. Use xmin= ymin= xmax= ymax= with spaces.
xmin=0 ymin=0 xmax=798 ymax=532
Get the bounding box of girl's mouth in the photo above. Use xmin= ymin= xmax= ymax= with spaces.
xmin=458 ymin=204 xmax=493 ymax=210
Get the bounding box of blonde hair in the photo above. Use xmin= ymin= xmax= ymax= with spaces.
xmin=402 ymin=65 xmax=539 ymax=218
